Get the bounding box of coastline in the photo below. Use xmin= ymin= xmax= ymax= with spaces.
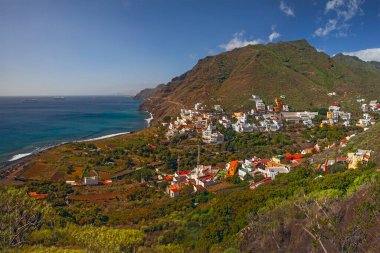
xmin=0 ymin=110 xmax=154 ymax=177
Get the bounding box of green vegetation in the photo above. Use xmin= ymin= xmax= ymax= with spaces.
xmin=241 ymin=172 xmax=380 ymax=252
xmin=301 ymin=125 xmax=362 ymax=144
xmin=3 ymin=163 xmax=380 ymax=252
xmin=224 ymin=131 xmax=297 ymax=157
xmin=0 ymin=187 xmax=50 ymax=249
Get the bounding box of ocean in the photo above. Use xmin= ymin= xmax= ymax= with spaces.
xmin=0 ymin=96 xmax=150 ymax=163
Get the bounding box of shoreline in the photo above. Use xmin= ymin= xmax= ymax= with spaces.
xmin=0 ymin=131 xmax=138 ymax=179
xmin=0 ymin=110 xmax=154 ymax=175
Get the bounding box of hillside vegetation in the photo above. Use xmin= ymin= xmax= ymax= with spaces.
xmin=138 ymin=40 xmax=380 ymax=120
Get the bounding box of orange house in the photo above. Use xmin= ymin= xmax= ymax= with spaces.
xmin=226 ymin=160 xmax=239 ymax=177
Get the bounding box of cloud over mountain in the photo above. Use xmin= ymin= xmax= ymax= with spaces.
xmin=343 ymin=48 xmax=380 ymax=62
xmin=219 ymin=31 xmax=263 ymax=51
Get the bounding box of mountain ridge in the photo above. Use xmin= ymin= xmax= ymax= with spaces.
xmin=136 ymin=39 xmax=380 ymax=121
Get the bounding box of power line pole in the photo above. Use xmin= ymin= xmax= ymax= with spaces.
xmin=197 ymin=144 xmax=201 ymax=177
xmin=197 ymin=144 xmax=200 ymax=167
xmin=177 ymin=155 xmax=180 ymax=173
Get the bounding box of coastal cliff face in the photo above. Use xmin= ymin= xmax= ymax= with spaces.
xmin=136 ymin=39 xmax=380 ymax=121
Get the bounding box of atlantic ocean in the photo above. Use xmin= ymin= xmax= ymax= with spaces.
xmin=0 ymin=96 xmax=149 ymax=163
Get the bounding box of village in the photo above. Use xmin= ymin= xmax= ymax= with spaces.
xmin=26 ymin=94 xmax=378 ymax=200
xmin=166 ymin=95 xmax=379 ymax=142
xmin=161 ymin=94 xmax=378 ymax=197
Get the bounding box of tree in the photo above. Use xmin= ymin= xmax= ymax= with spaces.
xmin=66 ymin=165 xmax=75 ymax=174
xmin=253 ymin=174 xmax=265 ymax=183
xmin=163 ymin=115 xmax=172 ymax=123
xmin=0 ymin=187 xmax=49 ymax=248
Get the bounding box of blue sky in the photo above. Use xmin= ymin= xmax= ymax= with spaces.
xmin=0 ymin=0 xmax=379 ymax=96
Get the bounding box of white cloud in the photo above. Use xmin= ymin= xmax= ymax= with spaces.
xmin=219 ymin=32 xmax=263 ymax=51
xmin=268 ymin=25 xmax=281 ymax=42
xmin=315 ymin=19 xmax=338 ymax=37
xmin=280 ymin=0 xmax=295 ymax=17
xmin=314 ymin=0 xmax=363 ymax=37
xmin=343 ymin=48 xmax=380 ymax=62
xmin=269 ymin=31 xmax=280 ymax=42
xmin=326 ymin=0 xmax=363 ymax=21
xmin=325 ymin=0 xmax=344 ymax=13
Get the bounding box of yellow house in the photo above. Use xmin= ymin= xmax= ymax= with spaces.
xmin=233 ymin=112 xmax=245 ymax=118
xmin=347 ymin=154 xmax=361 ymax=169
xmin=347 ymin=150 xmax=372 ymax=169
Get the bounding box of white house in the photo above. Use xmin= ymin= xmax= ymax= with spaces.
xmin=265 ymin=167 xmax=290 ymax=179
xmin=214 ymin=105 xmax=223 ymax=112
xmin=329 ymin=105 xmax=341 ymax=112
xmin=167 ymin=186 xmax=180 ymax=198
xmin=361 ymin=104 xmax=369 ymax=112
xmin=194 ymin=103 xmax=204 ymax=111
xmin=202 ymin=124 xmax=224 ymax=144
xmin=83 ymin=176 xmax=99 ymax=185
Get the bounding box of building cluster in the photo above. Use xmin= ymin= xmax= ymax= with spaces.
xmin=164 ymin=137 xmax=375 ymax=197
xmin=281 ymin=111 xmax=318 ymax=127
xmin=227 ymin=157 xmax=292 ymax=182
xmin=320 ymin=102 xmax=351 ymax=127
xmin=347 ymin=149 xmax=372 ymax=169
xmin=318 ymin=149 xmax=372 ymax=171
xmin=357 ymin=100 xmax=379 ymax=128
xmin=165 ymin=103 xmax=225 ymax=144
xmin=361 ymin=100 xmax=380 ymax=113
xmin=356 ymin=114 xmax=376 ymax=128
xmin=165 ymin=94 xmax=324 ymax=142
xmin=163 ymin=93 xmax=379 ymax=143
xmin=165 ymin=152 xmax=312 ymax=197
xmin=166 ymin=165 xmax=220 ymax=198
xmin=202 ymin=124 xmax=224 ymax=144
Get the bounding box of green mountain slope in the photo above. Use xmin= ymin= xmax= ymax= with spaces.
xmin=137 ymin=40 xmax=380 ymax=120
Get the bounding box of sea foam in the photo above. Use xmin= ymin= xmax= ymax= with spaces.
xmin=8 ymin=153 xmax=32 ymax=161
xmin=78 ymin=132 xmax=130 ymax=142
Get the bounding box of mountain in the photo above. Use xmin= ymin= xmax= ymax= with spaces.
xmin=136 ymin=40 xmax=380 ymax=120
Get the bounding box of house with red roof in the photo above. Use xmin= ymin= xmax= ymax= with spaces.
xmin=172 ymin=175 xmax=188 ymax=185
xmin=193 ymin=184 xmax=205 ymax=192
xmin=28 ymin=192 xmax=48 ymax=200
xmin=289 ymin=158 xmax=306 ymax=168
xmin=336 ymin=157 xmax=347 ymax=163
xmin=260 ymin=158 xmax=271 ymax=165
xmin=249 ymin=178 xmax=272 ymax=190
xmin=340 ymin=137 xmax=349 ymax=147
xmin=166 ymin=185 xmax=180 ymax=198
xmin=196 ymin=173 xmax=217 ymax=187
xmin=285 ymin=153 xmax=304 ymax=161
xmin=175 ymin=170 xmax=191 ymax=177
xmin=164 ymin=175 xmax=174 ymax=181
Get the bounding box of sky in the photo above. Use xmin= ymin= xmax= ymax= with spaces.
xmin=0 ymin=0 xmax=379 ymax=96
